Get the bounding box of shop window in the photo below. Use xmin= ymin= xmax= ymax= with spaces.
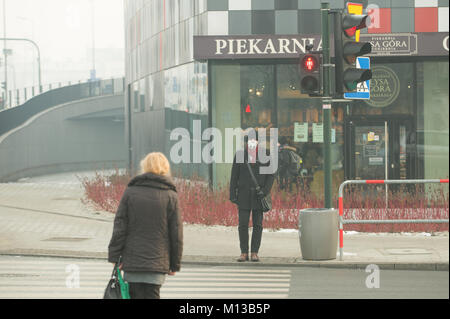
xmin=210 ymin=61 xmax=346 ymax=195
xmin=240 ymin=65 xmax=275 ymax=131
xmin=276 ymin=64 xmax=345 ymax=197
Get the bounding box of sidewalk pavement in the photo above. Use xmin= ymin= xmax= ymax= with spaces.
xmin=0 ymin=172 xmax=448 ymax=271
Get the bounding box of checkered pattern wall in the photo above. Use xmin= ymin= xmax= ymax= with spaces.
xmin=206 ymin=0 xmax=449 ymax=35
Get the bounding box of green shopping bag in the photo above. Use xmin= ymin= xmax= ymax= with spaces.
xmin=103 ymin=258 xmax=130 ymax=299
xmin=116 ymin=266 xmax=130 ymax=299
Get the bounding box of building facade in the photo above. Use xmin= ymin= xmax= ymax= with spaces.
xmin=124 ymin=0 xmax=449 ymax=196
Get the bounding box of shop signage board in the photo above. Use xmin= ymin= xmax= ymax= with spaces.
xmin=193 ymin=33 xmax=448 ymax=60
xmin=344 ymin=57 xmax=371 ymax=100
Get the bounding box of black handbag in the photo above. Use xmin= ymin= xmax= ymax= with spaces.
xmin=103 ymin=257 xmax=130 ymax=299
xmin=245 ymin=161 xmax=271 ymax=213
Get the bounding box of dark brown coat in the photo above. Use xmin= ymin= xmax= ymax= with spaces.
xmin=108 ymin=173 xmax=183 ymax=273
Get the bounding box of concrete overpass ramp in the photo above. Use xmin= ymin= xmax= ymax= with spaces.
xmin=0 ymin=79 xmax=127 ymax=182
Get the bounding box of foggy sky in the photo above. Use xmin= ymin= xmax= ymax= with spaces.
xmin=0 ymin=0 xmax=124 ymax=90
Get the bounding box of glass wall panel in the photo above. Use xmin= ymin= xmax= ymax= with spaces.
xmin=194 ymin=62 xmax=208 ymax=114
xmin=152 ymin=71 xmax=164 ymax=110
xmin=132 ymin=81 xmax=139 ymax=112
xmin=180 ymin=0 xmax=194 ymax=21
xmin=145 ymin=75 xmax=152 ymax=111
xmin=139 ymin=78 xmax=145 ymax=112
xmin=417 ymin=61 xmax=449 ymax=183
xmin=211 ymin=63 xmax=242 ymax=188
xmin=165 ymin=0 xmax=173 ymax=28
xmin=179 ymin=64 xmax=189 ymax=112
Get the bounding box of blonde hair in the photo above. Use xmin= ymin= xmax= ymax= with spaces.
xmin=140 ymin=152 xmax=171 ymax=176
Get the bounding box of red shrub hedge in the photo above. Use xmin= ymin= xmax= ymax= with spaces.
xmin=80 ymin=172 xmax=448 ymax=233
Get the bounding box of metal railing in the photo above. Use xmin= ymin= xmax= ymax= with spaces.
xmin=338 ymin=179 xmax=449 ymax=261
xmin=0 ymin=77 xmax=125 ymax=137
xmin=1 ymin=77 xmax=125 ymax=109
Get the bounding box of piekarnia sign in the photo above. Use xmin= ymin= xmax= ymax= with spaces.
xmin=194 ymin=35 xmax=324 ymax=60
xmin=194 ymin=33 xmax=449 ymax=60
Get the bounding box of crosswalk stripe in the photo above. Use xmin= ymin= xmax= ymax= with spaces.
xmin=0 ymin=286 xmax=290 ymax=293
xmin=181 ymin=268 xmax=292 ymax=273
xmin=0 ymin=273 xmax=290 ymax=281
xmin=0 ymin=276 xmax=291 ymax=282
xmin=0 ymin=264 xmax=291 ymax=273
xmin=174 ymin=273 xmax=290 ymax=278
xmin=166 ymin=277 xmax=290 ymax=282
xmin=0 ymin=268 xmax=290 ymax=275
xmin=0 ymin=257 xmax=292 ymax=299
xmin=0 ymin=293 xmax=289 ymax=299
xmin=0 ymin=267 xmax=290 ymax=278
xmin=161 ymin=287 xmax=289 ymax=292
xmin=0 ymin=294 xmax=102 ymax=299
xmin=0 ymin=287 xmax=105 ymax=292
xmin=160 ymin=293 xmax=289 ymax=299
xmin=0 ymin=281 xmax=291 ymax=288
xmin=164 ymin=282 xmax=290 ymax=287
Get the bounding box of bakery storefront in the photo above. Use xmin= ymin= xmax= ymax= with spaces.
xmin=195 ymin=33 xmax=449 ymax=195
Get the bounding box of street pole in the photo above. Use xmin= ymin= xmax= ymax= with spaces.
xmin=0 ymin=38 xmax=42 ymax=93
xmin=90 ymin=0 xmax=96 ymax=80
xmin=321 ymin=2 xmax=333 ymax=208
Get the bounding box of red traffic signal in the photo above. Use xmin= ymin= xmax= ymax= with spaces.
xmin=299 ymin=53 xmax=321 ymax=95
xmin=302 ymin=55 xmax=318 ymax=72
xmin=342 ymin=14 xmax=370 ymax=38
xmin=334 ymin=11 xmax=372 ymax=95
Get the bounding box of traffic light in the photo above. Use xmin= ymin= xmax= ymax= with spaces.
xmin=1 ymin=82 xmax=5 ymax=90
xmin=299 ymin=53 xmax=321 ymax=95
xmin=334 ymin=10 xmax=372 ymax=95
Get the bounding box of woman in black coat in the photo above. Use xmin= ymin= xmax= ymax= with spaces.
xmin=229 ymin=134 xmax=275 ymax=262
xmin=108 ymin=152 xmax=183 ymax=299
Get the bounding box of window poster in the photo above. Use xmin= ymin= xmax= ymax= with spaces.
xmin=312 ymin=123 xmax=335 ymax=144
xmin=312 ymin=123 xmax=323 ymax=143
xmin=294 ymin=122 xmax=308 ymax=142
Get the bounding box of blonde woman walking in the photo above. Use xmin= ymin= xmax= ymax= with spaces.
xmin=108 ymin=152 xmax=183 ymax=299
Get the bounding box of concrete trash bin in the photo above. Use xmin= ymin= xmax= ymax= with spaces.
xmin=298 ymin=208 xmax=339 ymax=260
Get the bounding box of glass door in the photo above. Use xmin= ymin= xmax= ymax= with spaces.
xmin=348 ymin=117 xmax=415 ymax=181
xmin=353 ymin=122 xmax=388 ymax=180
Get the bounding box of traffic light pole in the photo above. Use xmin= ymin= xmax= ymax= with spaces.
xmin=321 ymin=2 xmax=332 ymax=209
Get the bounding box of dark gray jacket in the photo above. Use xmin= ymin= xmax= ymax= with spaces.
xmin=229 ymin=149 xmax=275 ymax=211
xmin=108 ymin=173 xmax=183 ymax=273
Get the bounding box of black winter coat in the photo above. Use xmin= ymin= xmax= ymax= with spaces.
xmin=108 ymin=173 xmax=183 ymax=274
xmin=229 ymin=149 xmax=275 ymax=211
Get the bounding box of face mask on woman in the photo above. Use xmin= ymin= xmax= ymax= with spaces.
xmin=247 ymin=139 xmax=258 ymax=163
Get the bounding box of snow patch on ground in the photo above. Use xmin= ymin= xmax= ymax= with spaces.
xmin=185 ymin=224 xmax=449 ymax=237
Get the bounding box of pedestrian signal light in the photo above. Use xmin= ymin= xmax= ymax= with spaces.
xmin=302 ymin=55 xmax=317 ymax=72
xmin=299 ymin=53 xmax=321 ymax=95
